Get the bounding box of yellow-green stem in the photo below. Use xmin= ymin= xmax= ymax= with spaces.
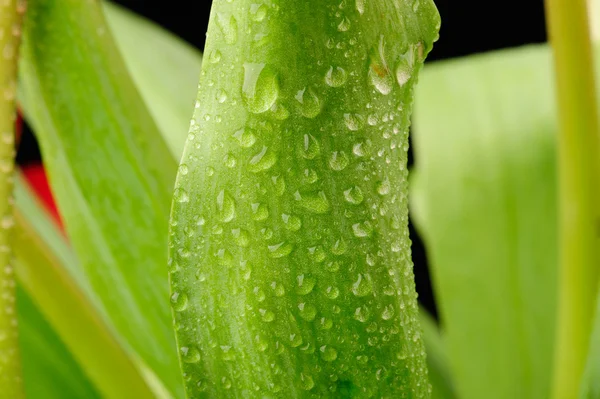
xmin=0 ymin=0 xmax=25 ymax=398
xmin=545 ymin=0 xmax=600 ymax=398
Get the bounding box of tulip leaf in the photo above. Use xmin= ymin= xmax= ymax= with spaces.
xmin=169 ymin=0 xmax=440 ymax=396
xmin=411 ymin=45 xmax=559 ymax=399
xmin=18 ymin=0 xmax=182 ymax=396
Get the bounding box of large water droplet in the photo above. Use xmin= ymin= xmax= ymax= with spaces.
xmin=268 ymin=242 xmax=293 ymax=258
xmin=396 ymin=46 xmax=416 ymax=87
xmin=216 ymin=13 xmax=238 ymax=44
xmin=251 ymin=202 xmax=269 ymax=221
xmin=250 ymin=3 xmax=268 ymax=21
xmin=233 ymin=127 xmax=257 ymax=148
xmin=295 ymin=87 xmax=322 ymax=118
xmin=368 ymin=38 xmax=394 ymax=95
xmin=248 ymin=146 xmax=277 ymax=172
xmin=344 ymin=186 xmax=364 ymax=205
xmin=352 ymin=221 xmax=373 ymax=237
xmin=337 ymin=17 xmax=351 ymax=32
xmin=352 ymin=273 xmax=373 ymax=297
xmin=242 ymin=63 xmax=279 ymax=113
xmin=282 ymin=214 xmax=302 ymax=231
xmin=174 ymin=187 xmax=189 ymax=203
xmin=300 ymin=134 xmax=320 ymax=159
xmin=356 ymin=0 xmax=365 ymax=14
xmin=171 ymin=292 xmax=188 ymax=312
xmin=320 ymin=346 xmax=338 ymax=362
xmin=259 ymin=308 xmax=276 ymax=322
xmin=295 ymin=191 xmax=330 ymax=214
xmin=381 ymin=304 xmax=395 ymax=320
xmin=296 ymin=274 xmax=316 ymax=295
xmin=354 ymin=306 xmax=370 ymax=322
xmin=298 ymin=303 xmax=317 ymax=321
xmin=181 ymin=346 xmax=201 ymax=363
xmin=232 ymin=228 xmax=250 ymax=247
xmin=216 ymin=190 xmax=236 ymax=222
xmin=329 ymin=151 xmax=349 ymax=171
xmin=300 ymin=374 xmax=315 ymax=391
xmin=344 ymin=113 xmax=364 ymax=131
xmin=325 ymin=66 xmax=347 ymax=87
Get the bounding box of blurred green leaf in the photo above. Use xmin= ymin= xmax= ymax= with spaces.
xmin=411 ymin=45 xmax=559 ymax=399
xmin=103 ymin=1 xmax=202 ymax=158
xmin=17 ymin=285 xmax=100 ymax=399
xmin=18 ymin=0 xmax=182 ymax=396
xmin=419 ymin=308 xmax=456 ymax=399
xmin=13 ymin=175 xmax=165 ymax=399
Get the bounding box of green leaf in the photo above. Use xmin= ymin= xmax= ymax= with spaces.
xmin=411 ymin=45 xmax=559 ymax=399
xmin=169 ymin=0 xmax=440 ymax=396
xmin=18 ymin=0 xmax=182 ymax=396
xmin=13 ymin=175 xmax=166 ymax=399
xmin=0 ymin=1 xmax=24 ymax=397
xmin=17 ymin=285 xmax=100 ymax=399
xmin=102 ymin=1 xmax=202 ymax=158
xmin=419 ymin=309 xmax=455 ymax=399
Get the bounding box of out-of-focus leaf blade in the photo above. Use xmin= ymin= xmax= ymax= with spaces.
xmin=13 ymin=175 xmax=164 ymax=399
xmin=102 ymin=1 xmax=202 ymax=158
xmin=17 ymin=285 xmax=100 ymax=399
xmin=18 ymin=0 xmax=182 ymax=396
xmin=411 ymin=45 xmax=558 ymax=399
xmin=419 ymin=308 xmax=456 ymax=399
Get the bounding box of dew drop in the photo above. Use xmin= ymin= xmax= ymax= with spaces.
xmin=329 ymin=151 xmax=349 ymax=171
xmin=325 ymin=286 xmax=340 ymax=299
xmin=272 ymin=175 xmax=286 ymax=196
xmin=368 ymin=38 xmax=394 ymax=95
xmin=381 ymin=304 xmax=395 ymax=320
xmin=296 ymin=191 xmax=330 ymax=214
xmin=232 ymin=228 xmax=250 ymax=247
xmin=259 ymin=308 xmax=275 ymax=322
xmin=318 ymin=317 xmax=333 ymax=330
xmin=320 ymin=346 xmax=338 ymax=362
xmin=216 ymin=13 xmax=238 ymax=44
xmin=242 ymin=63 xmax=279 ymax=113
xmin=297 ymin=373 xmax=314 ymax=391
xmin=270 ymin=102 xmax=290 ymax=120
xmin=174 ymin=187 xmax=190 ymax=203
xmin=250 ymin=3 xmax=268 ymax=21
xmin=352 ymin=221 xmax=373 ymax=237
xmin=344 ymin=113 xmax=364 ymax=131
xmin=251 ymin=202 xmax=269 ymax=221
xmin=268 ymin=242 xmax=293 ymax=258
xmin=298 ymin=303 xmax=317 ymax=321
xmin=216 ymin=190 xmax=236 ymax=223
xmin=352 ymin=273 xmax=373 ymax=297
xmin=337 ymin=17 xmax=351 ymax=32
xmin=331 ymin=238 xmax=347 ymax=255
xmin=271 ymin=281 xmax=286 ymax=297
xmin=300 ymin=134 xmax=320 ymax=159
xmin=356 ymin=0 xmax=365 ymax=14
xmin=295 ymin=87 xmax=322 ymax=118
xmin=282 ymin=214 xmax=302 ymax=232
xmin=296 ymin=274 xmax=316 ymax=295
xmin=216 ymin=89 xmax=228 ymax=103
xmin=208 ymin=49 xmax=222 ymax=63
xmin=249 ymin=146 xmax=277 ymax=172
xmin=289 ymin=333 xmax=303 ymax=347
xmin=377 ymin=178 xmax=391 ymax=195
xmin=343 ymin=186 xmax=364 ymax=205
xmin=325 ymin=66 xmax=348 ymax=87
xmin=181 ymin=346 xmax=201 ymax=363
xmin=171 ymin=292 xmax=188 ymax=312
xmin=396 ymin=47 xmax=415 ymax=87
xmin=233 ymin=127 xmax=257 ymax=148
xmin=178 ymin=164 xmax=189 ymax=175
xmin=354 ymin=306 xmax=370 ymax=322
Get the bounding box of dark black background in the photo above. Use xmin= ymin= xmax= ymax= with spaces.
xmin=16 ymin=0 xmax=548 ymax=317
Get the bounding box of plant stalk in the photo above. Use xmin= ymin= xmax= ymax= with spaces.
xmin=0 ymin=0 xmax=25 ymax=397
xmin=545 ymin=0 xmax=600 ymax=397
